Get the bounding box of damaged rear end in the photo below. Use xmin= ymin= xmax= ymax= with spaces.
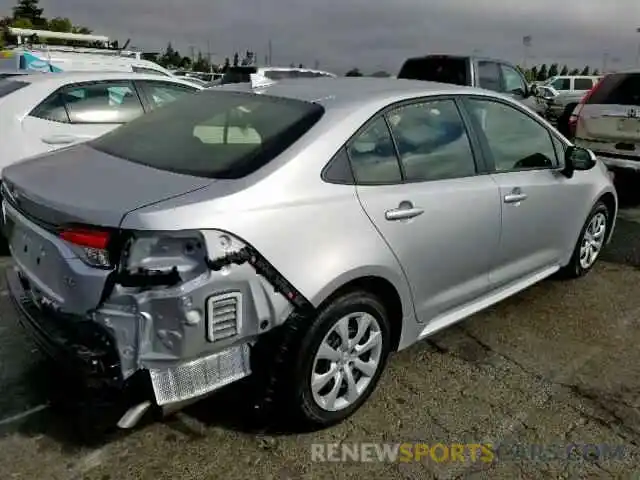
xmin=2 ymin=88 xmax=323 ymax=429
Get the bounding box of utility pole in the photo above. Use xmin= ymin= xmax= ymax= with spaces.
xmin=189 ymin=45 xmax=195 ymax=65
xmin=206 ymin=39 xmax=213 ymax=71
xmin=602 ymin=52 xmax=609 ymax=73
xmin=636 ymin=27 xmax=640 ymax=67
xmin=522 ymin=35 xmax=532 ymax=71
xmin=268 ymin=39 xmax=272 ymax=66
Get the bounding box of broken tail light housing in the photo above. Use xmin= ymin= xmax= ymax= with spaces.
xmin=60 ymin=227 xmax=113 ymax=268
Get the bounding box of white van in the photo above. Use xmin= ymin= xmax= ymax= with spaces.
xmin=543 ymin=75 xmax=601 ymax=94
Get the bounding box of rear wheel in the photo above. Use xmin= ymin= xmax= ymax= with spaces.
xmin=557 ymin=103 xmax=578 ymax=138
xmin=255 ymin=290 xmax=392 ymax=428
xmin=558 ymin=201 xmax=609 ymax=278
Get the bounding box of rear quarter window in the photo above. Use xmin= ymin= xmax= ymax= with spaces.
xmin=89 ymin=90 xmax=325 ymax=179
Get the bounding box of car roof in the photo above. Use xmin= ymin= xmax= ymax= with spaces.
xmin=208 ymin=77 xmax=487 ymax=109
xmin=2 ymin=71 xmax=202 ymax=87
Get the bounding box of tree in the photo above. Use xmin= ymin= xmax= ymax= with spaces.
xmin=192 ymin=51 xmax=210 ymax=72
xmin=178 ymin=56 xmax=191 ymax=69
xmin=580 ymin=66 xmax=590 ymax=75
xmin=345 ymin=68 xmax=363 ymax=77
xmin=222 ymin=57 xmax=230 ymax=72
xmin=537 ymin=64 xmax=548 ymax=81
xmin=370 ymin=70 xmax=391 ymax=77
xmin=159 ymin=42 xmax=181 ymax=68
xmin=569 ymin=68 xmax=580 ymax=75
xmin=559 ymin=65 xmax=569 ymax=76
xmin=592 ymin=69 xmax=599 ymax=76
xmin=48 ymin=16 xmax=72 ymax=32
xmin=548 ymin=63 xmax=559 ymax=78
xmin=12 ymin=0 xmax=45 ymax=27
xmin=233 ymin=52 xmax=239 ymax=67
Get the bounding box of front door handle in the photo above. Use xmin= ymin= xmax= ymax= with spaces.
xmin=504 ymin=193 xmax=528 ymax=203
xmin=385 ymin=206 xmax=424 ymax=221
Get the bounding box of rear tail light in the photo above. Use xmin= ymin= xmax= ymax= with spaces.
xmin=568 ymin=79 xmax=604 ymax=138
xmin=60 ymin=227 xmax=112 ymax=268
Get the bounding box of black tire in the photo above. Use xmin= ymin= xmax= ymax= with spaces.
xmin=558 ymin=201 xmax=610 ymax=279
xmin=252 ymin=290 xmax=392 ymax=429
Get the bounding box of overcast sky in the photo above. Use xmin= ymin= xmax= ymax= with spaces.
xmin=1 ymin=0 xmax=638 ymax=73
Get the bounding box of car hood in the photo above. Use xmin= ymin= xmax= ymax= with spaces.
xmin=1 ymin=144 xmax=214 ymax=228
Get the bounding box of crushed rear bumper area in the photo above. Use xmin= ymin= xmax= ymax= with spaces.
xmin=6 ymin=267 xmax=154 ymax=428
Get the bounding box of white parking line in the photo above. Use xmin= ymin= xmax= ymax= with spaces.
xmin=0 ymin=403 xmax=49 ymax=427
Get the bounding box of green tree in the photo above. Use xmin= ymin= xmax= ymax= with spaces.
xmin=592 ymin=69 xmax=599 ymax=76
xmin=178 ymin=56 xmax=191 ymax=69
xmin=48 ymin=16 xmax=72 ymax=32
xmin=12 ymin=0 xmax=45 ymax=27
xmin=559 ymin=65 xmax=569 ymax=75
xmin=345 ymin=68 xmax=363 ymax=77
xmin=548 ymin=63 xmax=559 ymax=77
xmin=159 ymin=42 xmax=181 ymax=68
xmin=580 ymin=66 xmax=590 ymax=75
xmin=537 ymin=64 xmax=548 ymax=81
xmin=192 ymin=51 xmax=210 ymax=72
xmin=530 ymin=65 xmax=538 ymax=81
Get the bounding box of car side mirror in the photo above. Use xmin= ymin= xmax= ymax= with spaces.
xmin=510 ymin=87 xmax=526 ymax=98
xmin=529 ymin=84 xmax=539 ymax=96
xmin=561 ymin=146 xmax=597 ymax=178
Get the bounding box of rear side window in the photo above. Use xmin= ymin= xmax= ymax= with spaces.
xmin=264 ymin=70 xmax=298 ymax=80
xmin=0 ymin=79 xmax=29 ymax=97
xmin=89 ymin=91 xmax=325 ymax=179
xmin=476 ymin=61 xmax=501 ymax=91
xmin=573 ymin=78 xmax=593 ymax=90
xmin=587 ymin=73 xmax=640 ymax=106
xmin=397 ymin=57 xmax=469 ymax=86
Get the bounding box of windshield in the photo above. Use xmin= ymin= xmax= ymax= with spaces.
xmin=0 ymin=79 xmax=29 ymax=97
xmin=397 ymin=57 xmax=470 ymax=86
xmin=90 ymin=90 xmax=325 ymax=179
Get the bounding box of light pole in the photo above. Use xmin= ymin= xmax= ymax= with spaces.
xmin=522 ymin=35 xmax=532 ymax=70
xmin=636 ymin=27 xmax=640 ymax=67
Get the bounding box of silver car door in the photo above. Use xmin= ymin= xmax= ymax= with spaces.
xmin=350 ymin=98 xmax=501 ymax=324
xmin=462 ymin=96 xmax=589 ymax=289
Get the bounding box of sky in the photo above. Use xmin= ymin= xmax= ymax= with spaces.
xmin=1 ymin=0 xmax=638 ymax=74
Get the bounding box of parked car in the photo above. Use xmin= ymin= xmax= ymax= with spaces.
xmin=541 ymin=75 xmax=601 ymax=95
xmin=0 ymin=71 xmax=202 ymax=171
xmin=2 ymin=78 xmax=617 ymax=432
xmin=213 ymin=65 xmax=337 ymax=86
xmin=396 ymin=54 xmax=545 ymax=115
xmin=573 ymin=70 xmax=640 ymax=175
xmin=546 ymin=90 xmax=589 ymax=137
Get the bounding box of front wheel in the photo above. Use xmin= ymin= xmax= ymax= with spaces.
xmin=558 ymin=201 xmax=609 ymax=278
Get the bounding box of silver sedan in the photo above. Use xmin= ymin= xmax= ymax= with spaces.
xmin=2 ymin=77 xmax=617 ymax=431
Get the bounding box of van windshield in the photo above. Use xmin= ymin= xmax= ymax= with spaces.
xmin=89 ymin=90 xmax=325 ymax=179
xmin=397 ymin=57 xmax=469 ymax=86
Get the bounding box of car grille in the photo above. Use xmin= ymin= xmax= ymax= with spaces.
xmin=206 ymin=292 xmax=241 ymax=342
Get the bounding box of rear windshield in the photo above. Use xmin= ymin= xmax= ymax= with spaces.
xmin=587 ymin=73 xmax=640 ymax=106
xmin=397 ymin=57 xmax=469 ymax=86
xmin=220 ymin=66 xmax=258 ymax=84
xmin=89 ymin=90 xmax=325 ymax=179
xmin=0 ymin=79 xmax=29 ymax=97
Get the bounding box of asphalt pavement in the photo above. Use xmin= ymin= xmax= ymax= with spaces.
xmin=0 ymin=180 xmax=639 ymax=479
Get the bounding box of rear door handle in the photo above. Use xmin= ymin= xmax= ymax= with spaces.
xmin=504 ymin=193 xmax=528 ymax=203
xmin=385 ymin=206 xmax=424 ymax=221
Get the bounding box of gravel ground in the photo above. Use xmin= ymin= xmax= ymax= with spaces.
xmin=0 ymin=180 xmax=638 ymax=479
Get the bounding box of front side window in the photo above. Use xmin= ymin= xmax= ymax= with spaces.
xmin=500 ymin=64 xmax=526 ymax=94
xmin=62 ymin=81 xmax=144 ymax=124
xmin=477 ymin=61 xmax=501 ymax=91
xmin=573 ymin=78 xmax=593 ymax=90
xmin=347 ymin=117 xmax=401 ymax=184
xmin=466 ymin=98 xmax=558 ymax=172
xmin=90 ymin=91 xmax=324 ymax=179
xmin=386 ymin=99 xmax=476 ymax=182
xmin=550 ymin=78 xmax=571 ymax=90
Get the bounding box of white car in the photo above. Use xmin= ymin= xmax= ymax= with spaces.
xmin=0 ymin=71 xmax=202 ymax=170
